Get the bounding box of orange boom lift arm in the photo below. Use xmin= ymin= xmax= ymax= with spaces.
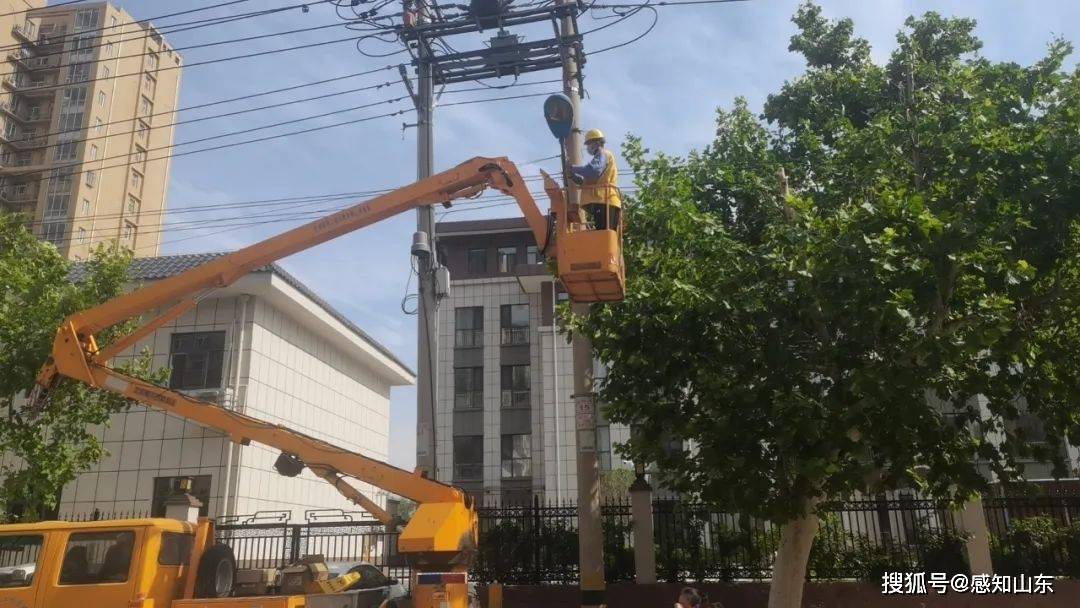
xmin=30 ymin=157 xmax=581 ymax=608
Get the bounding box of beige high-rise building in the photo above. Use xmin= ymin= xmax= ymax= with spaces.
xmin=0 ymin=1 xmax=181 ymax=259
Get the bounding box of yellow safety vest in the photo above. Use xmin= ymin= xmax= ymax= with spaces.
xmin=581 ymin=149 xmax=621 ymax=208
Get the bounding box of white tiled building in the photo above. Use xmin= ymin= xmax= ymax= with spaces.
xmin=44 ymin=253 xmax=415 ymax=520
xmin=433 ymin=218 xmax=631 ymax=504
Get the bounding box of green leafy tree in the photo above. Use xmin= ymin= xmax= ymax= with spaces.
xmin=572 ymin=4 xmax=1080 ymax=606
xmin=0 ymin=212 xmax=165 ymax=522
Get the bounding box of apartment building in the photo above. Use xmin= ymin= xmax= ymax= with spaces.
xmin=0 ymin=1 xmax=181 ymax=259
xmin=21 ymin=252 xmax=416 ymax=520
xmin=433 ymin=217 xmax=632 ymax=505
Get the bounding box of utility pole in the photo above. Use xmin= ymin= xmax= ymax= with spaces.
xmin=558 ymin=0 xmax=606 ymax=604
xmin=411 ymin=0 xmax=438 ymax=480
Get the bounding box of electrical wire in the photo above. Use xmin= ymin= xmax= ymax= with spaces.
xmin=0 ymin=0 xmax=85 ymax=21
xmin=4 ymin=31 xmax=376 ymax=95
xmin=0 ymin=15 xmax=362 ymax=80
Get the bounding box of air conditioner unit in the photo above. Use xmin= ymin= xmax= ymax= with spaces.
xmin=186 ymin=388 xmax=221 ymax=404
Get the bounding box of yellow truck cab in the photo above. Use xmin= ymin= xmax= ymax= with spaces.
xmin=0 ymin=517 xmax=253 ymax=608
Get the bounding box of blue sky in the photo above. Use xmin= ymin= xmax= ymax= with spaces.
xmin=111 ymin=0 xmax=1080 ymax=469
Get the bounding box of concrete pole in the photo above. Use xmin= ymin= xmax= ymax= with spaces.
xmin=558 ymin=4 xmax=604 ymax=605
xmin=956 ymin=495 xmax=994 ymax=575
xmin=630 ymin=472 xmax=656 ymax=584
xmin=414 ymin=0 xmax=438 ymax=480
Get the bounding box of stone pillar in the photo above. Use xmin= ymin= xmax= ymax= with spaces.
xmin=956 ymin=495 xmax=993 ymax=575
xmin=164 ymin=477 xmax=203 ymax=524
xmin=630 ymin=466 xmax=656 ymax=584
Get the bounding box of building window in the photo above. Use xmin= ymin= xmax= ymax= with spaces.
xmin=89 ymin=144 xmax=98 ymax=160
xmin=139 ymin=96 xmax=151 ymax=116
xmin=97 ymin=91 xmax=106 ymax=107
xmin=70 ymin=34 xmax=94 ymax=57
xmin=500 ymin=304 xmax=529 ymax=345
xmin=501 ymin=434 xmax=531 ymax=479
xmin=122 ymin=221 xmax=135 ymax=243
xmin=454 ymin=366 xmax=483 ymax=410
xmin=110 ymin=16 xmax=118 ymax=28
xmin=54 ymin=142 xmax=76 ymax=163
xmin=81 ymin=198 xmax=90 ymax=215
xmin=147 ymin=52 xmax=158 ymax=71
xmin=41 ymin=222 xmax=64 ymax=246
xmin=101 ymin=65 xmax=110 ymax=79
xmin=67 ymin=62 xmax=90 ymax=83
xmin=133 ymin=145 xmax=146 ymax=164
xmin=77 ymin=227 xmax=87 ymax=244
xmin=466 ymin=247 xmax=486 ymax=274
xmin=136 ymin=120 xmax=149 ymax=141
xmin=126 ymin=195 xmax=138 ymax=215
xmin=74 ymin=9 xmax=98 ymax=30
xmin=58 ymin=531 xmax=133 ymax=585
xmin=500 ymin=365 xmax=530 ymax=408
xmin=94 ymin=117 xmax=103 ymax=135
xmin=130 ymin=169 xmax=142 ymax=193
xmin=497 ymin=246 xmax=517 ymax=273
xmin=526 ymin=245 xmax=543 ymax=265
xmin=151 ymin=476 xmax=211 ymax=518
xmin=168 ymin=331 xmax=226 ymax=390
xmin=454 ymin=306 xmax=483 ymax=348
xmin=85 ymin=170 xmax=96 ymax=187
xmin=106 ymin=42 xmax=114 ymax=57
xmin=596 ymin=425 xmax=612 ymax=471
xmin=453 ymin=436 xmax=483 ymax=481
xmin=143 ymin=75 xmax=156 ymax=97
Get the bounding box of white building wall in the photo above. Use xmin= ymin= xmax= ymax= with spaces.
xmin=56 ymin=292 xmax=394 ymax=522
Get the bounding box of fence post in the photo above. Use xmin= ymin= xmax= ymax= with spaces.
xmin=288 ymin=524 xmax=303 ymax=564
xmin=630 ymin=470 xmax=656 ymax=584
xmin=955 ymin=495 xmax=993 ymax=575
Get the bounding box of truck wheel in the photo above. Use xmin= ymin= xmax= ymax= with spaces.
xmin=195 ymin=543 xmax=236 ymax=598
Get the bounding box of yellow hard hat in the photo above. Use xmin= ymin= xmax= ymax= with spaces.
xmin=584 ymin=128 xmax=605 ymax=143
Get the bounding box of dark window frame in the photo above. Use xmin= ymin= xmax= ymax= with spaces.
xmin=500 ymin=365 xmax=530 ymax=408
xmin=500 ymin=434 xmax=531 ymax=479
xmin=466 ymin=248 xmax=487 ymax=274
xmin=168 ymin=331 xmax=226 ymax=390
xmin=496 ymin=246 xmax=517 ymax=273
xmin=454 ymin=306 xmax=483 ymax=348
xmin=157 ymin=532 xmax=193 ymax=566
xmin=0 ymin=534 xmax=43 ymax=588
xmin=499 ymin=304 xmax=529 ymax=345
xmin=454 ymin=366 xmax=483 ymax=410
xmin=151 ymin=475 xmax=211 ymax=518
xmin=453 ymin=435 xmax=483 ymax=481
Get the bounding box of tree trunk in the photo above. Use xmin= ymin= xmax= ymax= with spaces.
xmin=768 ymin=504 xmax=820 ymax=608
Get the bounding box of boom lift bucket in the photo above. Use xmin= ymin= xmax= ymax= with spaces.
xmin=542 ymin=171 xmax=626 ymax=302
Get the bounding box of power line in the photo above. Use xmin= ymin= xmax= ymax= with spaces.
xmin=14 ymin=76 xmax=559 ymax=153
xmin=4 ymin=31 xmax=377 ymax=96
xmin=20 ymin=65 xmax=401 ymax=145
xmin=0 ymin=11 xmax=357 ymax=80
xmin=0 ymin=0 xmax=85 ymax=21
xmin=12 ymin=89 xmax=563 ymax=200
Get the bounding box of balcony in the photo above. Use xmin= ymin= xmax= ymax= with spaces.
xmin=500 ymin=389 xmax=530 ymax=409
xmin=0 ymin=184 xmax=36 ymax=204
xmin=6 ymin=48 xmax=33 ymax=71
xmin=11 ymin=23 xmax=36 ymax=43
xmin=3 ymin=75 xmax=57 ymax=95
xmin=500 ymin=326 xmax=529 ymax=346
xmin=8 ymin=133 xmax=46 ymax=149
xmin=0 ymin=101 xmax=47 ymax=123
xmin=454 ymin=329 xmax=483 ymax=348
xmin=454 ymin=391 xmax=483 ymax=410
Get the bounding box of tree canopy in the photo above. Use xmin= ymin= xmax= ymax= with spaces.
xmin=574 ymin=3 xmax=1080 ymax=525
xmin=0 ymin=212 xmax=163 ymax=521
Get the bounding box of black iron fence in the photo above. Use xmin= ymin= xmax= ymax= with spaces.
xmin=214 ymin=509 xmax=410 ymax=585
xmin=49 ymin=493 xmax=1080 ymax=585
xmin=984 ymin=492 xmax=1080 ymax=577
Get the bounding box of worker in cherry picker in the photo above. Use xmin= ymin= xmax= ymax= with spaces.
xmin=568 ymin=128 xmax=621 ymax=231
